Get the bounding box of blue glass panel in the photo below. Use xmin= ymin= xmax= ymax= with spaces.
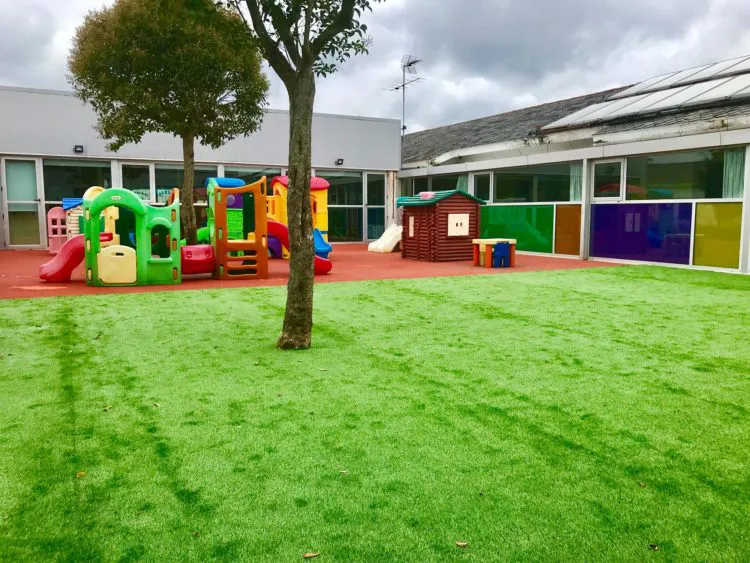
xmin=590 ymin=203 xmax=693 ymax=264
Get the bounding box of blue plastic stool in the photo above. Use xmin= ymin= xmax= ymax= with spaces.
xmin=492 ymin=242 xmax=510 ymax=268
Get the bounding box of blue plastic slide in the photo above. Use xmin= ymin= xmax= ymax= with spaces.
xmin=313 ymin=228 xmax=332 ymax=259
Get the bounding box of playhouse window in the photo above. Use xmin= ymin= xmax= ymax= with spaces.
xmin=116 ymin=206 xmax=138 ymax=248
xmin=151 ymin=225 xmax=171 ymax=258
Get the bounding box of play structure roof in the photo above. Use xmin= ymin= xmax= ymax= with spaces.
xmin=396 ymin=189 xmax=485 ymax=208
xmin=272 ymin=175 xmax=330 ymax=191
xmin=62 ymin=198 xmax=84 ymax=211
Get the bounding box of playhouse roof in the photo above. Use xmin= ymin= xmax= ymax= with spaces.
xmin=62 ymin=197 xmax=84 ymax=211
xmin=397 ymin=189 xmax=485 ymax=208
xmin=272 ymin=175 xmax=330 ymax=191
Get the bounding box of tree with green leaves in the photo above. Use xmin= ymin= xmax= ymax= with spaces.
xmin=226 ymin=0 xmax=382 ymax=349
xmin=69 ymin=0 xmax=269 ymax=244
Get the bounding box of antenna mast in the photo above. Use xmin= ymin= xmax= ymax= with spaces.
xmin=397 ymin=55 xmax=422 ymax=139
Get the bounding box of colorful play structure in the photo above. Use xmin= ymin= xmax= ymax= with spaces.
xmin=39 ymin=176 xmax=333 ymax=285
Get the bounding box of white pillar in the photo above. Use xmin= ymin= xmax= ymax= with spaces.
xmin=739 ymin=145 xmax=750 ymax=273
xmin=579 ymin=158 xmax=591 ymax=259
xmin=110 ymin=160 xmax=122 ymax=189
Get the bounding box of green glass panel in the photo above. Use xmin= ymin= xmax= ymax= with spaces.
xmin=8 ymin=202 xmax=40 ymax=245
xmin=693 ymin=202 xmax=742 ymax=269
xmin=480 ymin=205 xmax=554 ymax=253
xmin=6 ymin=160 xmax=37 ymax=201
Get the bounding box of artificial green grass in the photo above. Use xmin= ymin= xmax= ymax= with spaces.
xmin=0 ymin=266 xmax=748 ymax=561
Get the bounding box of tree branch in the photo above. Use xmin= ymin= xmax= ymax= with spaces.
xmin=266 ymin=2 xmax=302 ymax=68
xmin=241 ymin=0 xmax=296 ymax=86
xmin=310 ymin=0 xmax=357 ymax=56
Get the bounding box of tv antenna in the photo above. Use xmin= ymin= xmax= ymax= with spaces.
xmin=389 ymin=55 xmax=422 ymax=138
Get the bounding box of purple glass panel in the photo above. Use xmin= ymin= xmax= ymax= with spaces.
xmin=590 ymin=203 xmax=693 ymax=264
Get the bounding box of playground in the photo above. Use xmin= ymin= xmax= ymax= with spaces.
xmin=1 ymin=266 xmax=748 ymax=560
xmin=0 ymin=244 xmax=613 ymax=299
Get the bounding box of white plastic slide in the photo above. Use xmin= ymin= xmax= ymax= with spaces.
xmin=368 ymin=224 xmax=403 ymax=253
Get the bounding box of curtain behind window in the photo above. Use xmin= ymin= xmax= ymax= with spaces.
xmin=723 ymin=148 xmax=745 ymax=199
xmin=569 ymin=163 xmax=583 ymax=201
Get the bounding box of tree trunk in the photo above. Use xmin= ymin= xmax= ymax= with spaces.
xmin=277 ymin=69 xmax=316 ymax=349
xmin=180 ymin=133 xmax=198 ymax=245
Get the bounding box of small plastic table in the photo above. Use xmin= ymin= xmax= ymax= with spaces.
xmin=472 ymin=238 xmax=517 ymax=268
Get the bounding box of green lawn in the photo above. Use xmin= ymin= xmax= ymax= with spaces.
xmin=1 ymin=266 xmax=748 ymax=561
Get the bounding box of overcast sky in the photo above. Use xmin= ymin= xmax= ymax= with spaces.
xmin=3 ymin=0 xmax=750 ymax=132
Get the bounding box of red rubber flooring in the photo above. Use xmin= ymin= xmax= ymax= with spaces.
xmin=0 ymin=245 xmax=618 ymax=300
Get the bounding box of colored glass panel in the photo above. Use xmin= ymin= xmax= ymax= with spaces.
xmin=554 ymin=204 xmax=581 ymax=255
xmin=480 ymin=205 xmax=554 ymax=253
xmin=693 ymin=202 xmax=742 ymax=269
xmin=590 ymin=203 xmax=693 ymax=264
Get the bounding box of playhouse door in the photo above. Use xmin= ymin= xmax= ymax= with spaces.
xmin=1 ymin=158 xmax=44 ymax=248
xmin=416 ymin=214 xmax=430 ymax=260
xmin=98 ymin=245 xmax=137 ymax=284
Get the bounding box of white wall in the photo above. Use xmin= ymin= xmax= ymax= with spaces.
xmin=0 ymin=86 xmax=401 ymax=171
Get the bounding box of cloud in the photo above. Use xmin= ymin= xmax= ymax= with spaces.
xmin=2 ymin=0 xmax=750 ymax=133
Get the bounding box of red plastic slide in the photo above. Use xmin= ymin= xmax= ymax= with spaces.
xmin=39 ymin=233 xmax=113 ymax=283
xmin=267 ymin=220 xmax=332 ymax=275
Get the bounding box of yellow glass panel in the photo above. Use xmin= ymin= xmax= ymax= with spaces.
xmin=693 ymin=203 xmax=742 ymax=269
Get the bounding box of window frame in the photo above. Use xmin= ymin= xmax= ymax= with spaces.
xmin=591 ymin=158 xmax=626 ymax=202
xmin=119 ymin=161 xmax=155 ymax=202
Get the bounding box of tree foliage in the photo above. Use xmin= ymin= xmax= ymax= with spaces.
xmin=225 ymin=0 xmax=382 ymax=349
xmin=69 ymin=0 xmax=269 ymax=242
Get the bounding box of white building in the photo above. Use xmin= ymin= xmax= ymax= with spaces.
xmin=400 ymin=55 xmax=750 ymax=274
xmin=0 ymin=85 xmax=402 ymax=248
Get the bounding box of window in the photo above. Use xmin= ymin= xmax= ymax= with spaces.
xmin=475 ymin=174 xmax=491 ymax=201
xmin=150 ymin=225 xmax=171 ymax=258
xmin=625 ymin=150 xmax=726 ymax=200
xmin=494 ymin=163 xmax=575 ymax=203
xmin=328 ymin=208 xmax=363 ymax=241
xmin=414 ymin=177 xmax=428 ymax=194
xmin=593 ymin=161 xmax=623 ymax=199
xmin=366 ymin=173 xmax=386 ymax=240
xmin=317 ymin=170 xmax=363 ymax=205
xmin=224 ymin=166 xmax=281 ymax=186
xmin=367 ymin=174 xmax=386 ymax=206
xmin=400 ymin=178 xmax=414 ymax=197
xmin=431 ymin=174 xmax=467 ymax=191
xmin=43 ymin=159 xmax=112 ymax=201
xmin=367 ymin=208 xmax=385 ymax=239
xmin=122 ymin=164 xmax=151 ymax=200
xmin=154 ymin=164 xmax=217 ymax=203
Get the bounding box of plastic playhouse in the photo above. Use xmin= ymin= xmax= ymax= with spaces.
xmin=267 ymin=175 xmax=333 ymax=260
xmin=39 ymin=175 xmax=333 ymax=286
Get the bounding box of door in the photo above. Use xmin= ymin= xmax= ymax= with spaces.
xmin=365 ymin=172 xmax=386 ymax=240
xmin=1 ymin=158 xmax=44 ymax=247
